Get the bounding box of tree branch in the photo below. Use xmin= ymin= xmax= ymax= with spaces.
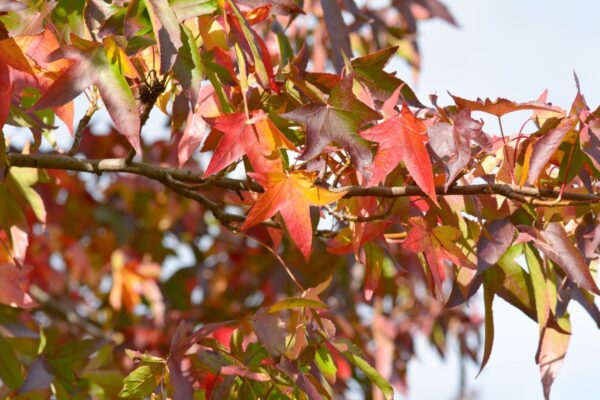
xmin=7 ymin=154 xmax=600 ymax=209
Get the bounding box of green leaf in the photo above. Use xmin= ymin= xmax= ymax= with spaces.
xmin=525 ymin=244 xmax=550 ymax=332
xmin=124 ymin=349 xmax=165 ymax=365
xmin=557 ymin=138 xmax=585 ymax=184
xmin=314 ymin=345 xmax=337 ymax=384
xmin=118 ymin=362 xmax=165 ymax=399
xmin=170 ymin=0 xmax=218 ymax=20
xmin=173 ymin=24 xmax=204 ymax=106
xmin=267 ymin=297 xmax=329 ymax=313
xmin=9 ymin=168 xmax=46 ymax=222
xmin=351 ymin=47 xmax=423 ymax=108
xmin=487 ymin=244 xmax=537 ymax=320
xmin=0 ymin=332 xmax=24 ymax=389
xmin=344 ymin=350 xmax=393 ymax=400
xmin=478 ymin=280 xmax=494 ymax=376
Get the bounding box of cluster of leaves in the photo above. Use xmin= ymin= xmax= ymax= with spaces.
xmin=0 ymin=0 xmax=598 ymax=399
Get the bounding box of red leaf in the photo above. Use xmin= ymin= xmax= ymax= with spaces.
xmin=203 ymin=111 xmax=294 ymax=177
xmin=31 ymin=38 xmax=141 ymax=153
xmin=0 ymin=61 xmax=13 ymax=131
xmin=451 ymin=93 xmax=564 ymax=117
xmin=241 ymin=170 xmax=347 ymax=260
xmin=526 ymin=117 xmax=577 ymax=185
xmin=0 ymin=263 xmax=36 ymax=309
xmin=402 ymin=217 xmax=446 ymax=293
xmin=236 ymin=0 xmax=304 ymax=16
xmin=178 ymin=105 xmax=208 ymax=166
xmin=361 ymin=103 xmax=437 ymax=204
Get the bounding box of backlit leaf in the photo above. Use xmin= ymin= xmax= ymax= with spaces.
xmin=145 ymin=0 xmax=183 ymax=74
xmin=118 ymin=362 xmax=165 ymax=399
xmin=536 ymin=315 xmax=571 ymax=400
xmin=360 ymin=102 xmax=437 ymax=204
xmin=241 ymin=170 xmax=347 ymax=260
xmin=526 ymin=117 xmax=578 ymax=185
xmin=451 ymin=94 xmax=564 ymax=117
xmin=267 ymin=297 xmax=329 ymax=313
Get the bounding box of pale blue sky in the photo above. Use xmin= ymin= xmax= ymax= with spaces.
xmin=397 ymin=1 xmax=600 ymax=399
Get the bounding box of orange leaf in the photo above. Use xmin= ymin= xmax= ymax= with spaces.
xmin=241 ymin=171 xmax=347 ymax=260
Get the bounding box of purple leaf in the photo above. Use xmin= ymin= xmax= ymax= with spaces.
xmin=540 ymin=222 xmax=600 ymax=295
xmin=251 ymin=308 xmax=286 ymax=357
xmin=167 ymin=322 xmax=194 ymax=400
xmin=584 ymin=117 xmax=600 ymax=171
xmin=278 ymin=358 xmax=322 ymax=400
xmin=576 ymin=213 xmax=600 ymax=260
xmin=321 ymin=0 xmax=352 ymax=72
xmin=414 ymin=0 xmax=458 ymax=26
xmin=477 ymin=282 xmax=494 ymax=376
xmin=526 ymin=117 xmax=576 ymax=185
xmin=476 ymin=218 xmax=516 ymax=275
xmin=18 ymin=358 xmax=54 ymax=394
xmin=428 ymin=109 xmax=482 ymax=190
xmin=281 ymin=75 xmax=381 ymax=176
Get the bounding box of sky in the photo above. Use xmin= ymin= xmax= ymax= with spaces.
xmin=395 ymin=1 xmax=600 ymax=399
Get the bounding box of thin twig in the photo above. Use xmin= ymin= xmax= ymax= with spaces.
xmin=68 ymin=92 xmax=100 ymax=156
xmin=240 ymin=232 xmax=305 ymax=291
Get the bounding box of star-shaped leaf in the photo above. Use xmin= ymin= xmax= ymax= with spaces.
xmin=351 ymin=47 xmax=423 ymax=108
xmin=360 ymin=99 xmax=438 ymax=204
xmin=203 ymin=110 xmax=295 ymax=177
xmin=281 ymin=75 xmax=381 ymax=176
xmin=31 ymin=35 xmax=141 ymax=153
xmin=241 ymin=170 xmax=347 ymax=260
